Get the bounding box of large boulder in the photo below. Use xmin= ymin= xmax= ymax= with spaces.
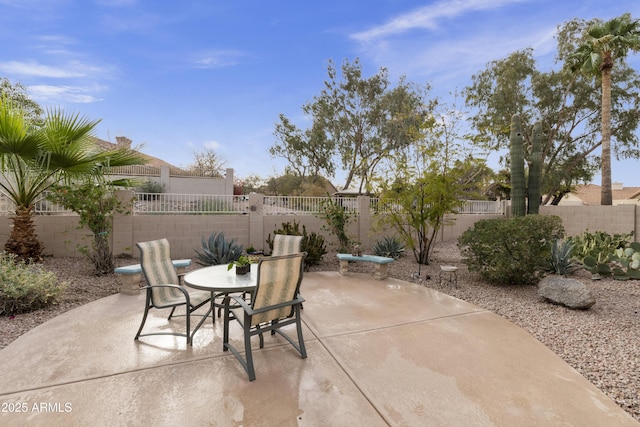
xmin=538 ymin=276 xmax=596 ymax=309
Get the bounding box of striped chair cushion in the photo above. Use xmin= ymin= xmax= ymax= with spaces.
xmin=250 ymin=254 xmax=304 ymax=325
xmin=138 ymin=239 xmax=193 ymax=306
xmin=271 ymin=234 xmax=303 ymax=256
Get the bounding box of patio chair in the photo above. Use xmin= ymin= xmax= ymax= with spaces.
xmin=223 ymin=253 xmax=307 ymax=381
xmin=135 ymin=238 xmax=211 ymax=345
xmin=271 ymin=234 xmax=306 ymax=307
xmin=270 ymin=234 xmax=303 ymax=256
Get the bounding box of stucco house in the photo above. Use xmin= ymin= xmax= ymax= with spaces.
xmin=557 ymin=183 xmax=640 ymax=206
xmin=94 ymin=136 xmax=234 ymax=195
xmin=93 ymin=136 xmax=180 ymax=170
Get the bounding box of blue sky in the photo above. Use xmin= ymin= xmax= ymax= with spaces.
xmin=2 ymin=0 xmax=640 ymax=187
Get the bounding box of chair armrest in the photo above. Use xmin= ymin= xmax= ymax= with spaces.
xmin=230 ymin=295 xmax=305 ymax=316
xmin=140 ymin=283 xmax=181 ymax=289
xmin=141 ymin=284 xmax=192 ymax=305
xmin=229 ymin=294 xmax=253 ymax=312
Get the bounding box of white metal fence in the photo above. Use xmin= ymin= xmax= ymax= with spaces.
xmin=370 ymin=198 xmax=504 ymax=215
xmin=0 ymin=192 xmax=72 ymax=215
xmin=0 ymin=191 xmax=504 ymax=216
xmin=261 ymin=196 xmax=503 ymax=215
xmin=457 ymin=200 xmax=506 ymax=214
xmin=106 ymin=165 xmax=160 ymax=176
xmin=133 ymin=193 xmax=249 ymax=215
xmin=262 ymin=196 xmax=359 ymax=215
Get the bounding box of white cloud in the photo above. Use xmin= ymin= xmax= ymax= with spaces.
xmin=347 ymin=0 xmax=559 ymax=90
xmin=203 ymin=140 xmax=221 ymax=150
xmin=27 ymin=84 xmax=104 ymax=103
xmin=0 ymin=60 xmax=85 ymax=78
xmin=192 ymin=50 xmax=245 ymax=69
xmin=0 ymin=59 xmax=115 ymax=80
xmin=353 ymin=25 xmax=558 ymax=92
xmin=351 ymin=0 xmax=529 ymax=42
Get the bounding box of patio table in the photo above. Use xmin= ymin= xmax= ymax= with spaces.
xmin=184 ymin=264 xmax=257 ymax=338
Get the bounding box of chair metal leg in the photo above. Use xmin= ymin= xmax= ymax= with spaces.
xmin=222 ymin=302 xmax=231 ymax=351
xmin=295 ymin=307 xmax=307 ymax=359
xmin=135 ymin=304 xmax=150 ymax=340
xmin=185 ymin=306 xmax=192 ymax=346
xmin=244 ymin=323 xmax=256 ymax=381
xmin=167 ymin=306 xmax=177 ymax=320
xmin=256 ymin=325 xmax=265 ymax=348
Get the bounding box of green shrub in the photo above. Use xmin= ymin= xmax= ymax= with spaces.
xmin=317 ymin=197 xmax=355 ymax=253
xmin=136 ymin=180 xmax=166 ymax=200
xmin=0 ymin=253 xmax=67 ymax=315
xmin=266 ymin=220 xmax=327 ymax=266
xmin=458 ymin=215 xmax=565 ymax=285
xmin=48 ymin=182 xmax=125 ymax=276
xmin=195 ymin=232 xmax=244 ymax=265
xmin=372 ymin=236 xmax=405 ymax=259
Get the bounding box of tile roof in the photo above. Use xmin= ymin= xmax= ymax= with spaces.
xmin=572 ymin=183 xmax=640 ymax=205
xmin=92 ymin=136 xmax=180 ymax=169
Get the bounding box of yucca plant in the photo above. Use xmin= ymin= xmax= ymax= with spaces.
xmin=550 ymin=239 xmax=579 ymax=276
xmin=372 ymin=236 xmax=405 ymax=259
xmin=195 ymin=232 xmax=243 ymax=265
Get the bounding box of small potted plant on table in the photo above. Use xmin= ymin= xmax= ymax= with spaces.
xmin=228 ymin=255 xmax=252 ymax=275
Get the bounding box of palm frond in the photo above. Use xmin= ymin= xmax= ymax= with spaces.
xmin=0 ymin=96 xmax=40 ymax=158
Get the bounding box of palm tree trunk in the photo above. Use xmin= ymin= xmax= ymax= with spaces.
xmin=5 ymin=206 xmax=43 ymax=262
xmin=600 ymin=59 xmax=613 ymax=205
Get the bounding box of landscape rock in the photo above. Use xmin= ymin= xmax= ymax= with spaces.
xmin=538 ymin=276 xmax=596 ymax=309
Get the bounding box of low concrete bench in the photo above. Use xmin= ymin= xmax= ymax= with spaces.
xmin=114 ymin=259 xmax=192 ymax=295
xmin=336 ymin=253 xmax=394 ymax=280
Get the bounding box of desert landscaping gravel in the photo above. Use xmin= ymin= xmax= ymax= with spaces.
xmin=1 ymin=242 xmax=639 ymax=421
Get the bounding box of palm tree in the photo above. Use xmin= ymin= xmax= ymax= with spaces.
xmin=567 ymin=13 xmax=640 ymax=205
xmin=0 ymin=97 xmax=145 ymax=261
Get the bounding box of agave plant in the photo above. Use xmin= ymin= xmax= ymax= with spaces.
xmin=550 ymin=239 xmax=579 ymax=276
xmin=195 ymin=232 xmax=243 ymax=265
xmin=372 ymin=236 xmax=405 ymax=259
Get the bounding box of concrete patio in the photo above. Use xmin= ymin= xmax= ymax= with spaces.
xmin=0 ymin=271 xmax=636 ymax=426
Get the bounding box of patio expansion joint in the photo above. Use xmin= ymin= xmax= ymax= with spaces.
xmin=300 ymin=317 xmax=390 ymax=425
xmin=306 ymin=309 xmax=491 ymax=340
xmin=0 ymin=352 xmax=237 ymax=398
xmin=299 ymin=310 xmax=490 ymax=426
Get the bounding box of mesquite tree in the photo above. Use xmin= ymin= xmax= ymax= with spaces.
xmin=271 ymin=58 xmax=432 ymax=192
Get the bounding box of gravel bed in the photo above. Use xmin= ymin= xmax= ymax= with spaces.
xmin=1 ymin=243 xmax=639 ymax=421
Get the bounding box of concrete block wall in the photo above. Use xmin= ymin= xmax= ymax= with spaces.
xmin=130 ymin=215 xmax=250 ymax=259
xmin=1 ymin=197 xmax=637 ymax=259
xmin=35 ymin=216 xmax=93 ymax=257
xmin=439 ymin=214 xmax=504 ymax=242
xmin=540 ymin=205 xmax=638 ymax=240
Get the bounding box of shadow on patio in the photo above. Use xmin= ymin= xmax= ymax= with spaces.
xmin=0 ymin=271 xmax=635 ymax=426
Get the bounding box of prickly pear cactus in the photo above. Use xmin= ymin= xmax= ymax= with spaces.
xmin=583 ymin=241 xmax=640 ymax=280
xmin=510 ymin=114 xmax=526 ymax=217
